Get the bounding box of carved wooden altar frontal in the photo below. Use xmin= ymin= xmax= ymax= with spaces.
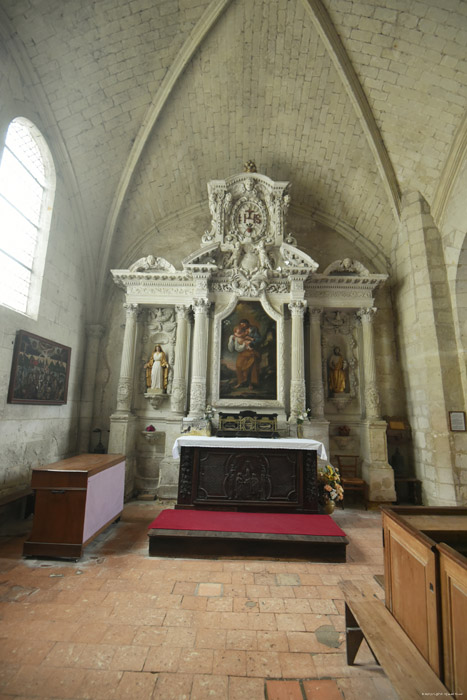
xmin=176 ymin=446 xmax=318 ymax=513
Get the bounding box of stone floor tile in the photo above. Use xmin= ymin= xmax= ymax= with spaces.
xmin=41 ymin=641 xmax=84 ymax=668
xmin=212 ymin=649 xmax=247 ymax=676
xmin=258 ymin=597 xmax=286 ymax=613
xmin=0 ymin=637 xmax=54 ymax=665
xmin=191 ymin=673 xmax=229 ymax=699
xmin=231 ymin=571 xmax=255 ymax=585
xmin=228 ymin=675 xmax=265 ymax=700
xmin=180 ymin=594 xmax=208 ymax=610
xmin=246 ymin=650 xmax=282 ymax=677
xmin=265 ymin=679 xmax=303 ymax=700
xmin=143 ymin=645 xmax=181 ymax=673
xmin=152 ymin=672 xmax=193 ymax=699
xmin=101 ymin=623 xmax=138 ymax=645
xmin=233 ymin=596 xmax=259 ymax=612
xmin=226 ymin=629 xmax=258 ymax=651
xmin=173 ymin=581 xmax=198 ymax=595
xmin=178 ymin=648 xmax=214 ymax=674
xmin=74 ymin=669 xmax=123 ymax=699
xmin=275 ymin=613 xmax=306 ymax=631
xmin=308 ymin=599 xmax=339 ymax=615
xmin=303 ymin=679 xmax=344 ymax=700
xmin=279 ymin=651 xmax=316 ymax=677
xmin=32 ymin=666 xmax=85 ymax=699
xmin=302 ymin=614 xmax=331 ymax=632
xmin=206 ymin=596 xmax=233 ymax=611
xmin=71 ymin=621 xmax=110 ymax=643
xmin=256 ymin=631 xmax=289 ymax=652
xmin=283 ymin=598 xmax=312 ymax=614
xmin=114 ymin=670 xmax=158 ymax=700
xmin=74 ymin=642 xmax=117 ymax=669
xmin=110 ymin=644 xmax=149 ymax=671
xmin=248 ymin=611 xmax=277 ymax=630
xmin=131 ymin=626 xmax=166 ymax=646
xmin=196 ymin=628 xmax=227 ymax=649
xmin=246 ymin=584 xmax=271 ymax=597
xmin=2 ymin=665 xmax=55 ymax=697
xmin=276 ymin=573 xmax=301 ymax=586
xmin=164 ymin=626 xmax=197 ymax=648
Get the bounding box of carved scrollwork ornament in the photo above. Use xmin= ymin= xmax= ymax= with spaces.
xmin=116 ymin=378 xmax=132 ymax=409
xmin=310 ymin=380 xmax=325 ymax=417
xmin=171 ymin=382 xmax=186 ymax=413
xmin=365 ymin=384 xmax=381 ymax=416
xmin=290 ymin=380 xmax=306 ymax=416
xmin=190 ymin=381 xmax=206 ymax=413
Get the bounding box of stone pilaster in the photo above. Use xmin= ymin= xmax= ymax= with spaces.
xmin=188 ymin=298 xmax=211 ymax=418
xmin=108 ymin=303 xmax=140 ymax=497
xmin=357 ymin=306 xmax=396 ymax=504
xmin=78 ymin=324 xmax=105 ymax=453
xmin=289 ymin=300 xmax=307 ymax=421
xmin=309 ymin=308 xmax=325 ymax=418
xmin=171 ymin=305 xmax=190 ymax=415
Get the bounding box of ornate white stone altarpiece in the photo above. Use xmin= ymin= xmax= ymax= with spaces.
xmin=108 ymin=167 xmax=394 ymax=504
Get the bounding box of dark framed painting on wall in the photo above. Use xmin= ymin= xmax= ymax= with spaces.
xmin=220 ymin=300 xmax=277 ymax=400
xmin=7 ymin=330 xmax=71 ymax=405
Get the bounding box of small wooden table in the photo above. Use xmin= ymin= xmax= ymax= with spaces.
xmin=23 ymin=453 xmax=125 ymax=559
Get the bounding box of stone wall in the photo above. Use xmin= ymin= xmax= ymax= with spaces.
xmin=0 ymin=49 xmax=88 ymax=497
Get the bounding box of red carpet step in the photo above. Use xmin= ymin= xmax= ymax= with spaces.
xmin=148 ymin=509 xmax=348 ymax=561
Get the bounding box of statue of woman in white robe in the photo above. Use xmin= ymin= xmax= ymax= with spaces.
xmin=145 ymin=345 xmax=169 ymax=392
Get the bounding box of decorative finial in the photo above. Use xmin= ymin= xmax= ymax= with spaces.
xmin=243 ymin=160 xmax=257 ymax=173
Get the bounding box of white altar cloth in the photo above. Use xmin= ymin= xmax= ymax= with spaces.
xmin=172 ymin=435 xmax=327 ymax=461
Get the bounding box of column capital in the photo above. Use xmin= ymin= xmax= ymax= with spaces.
xmin=193 ymin=298 xmax=211 ymax=315
xmin=356 ymin=306 xmax=377 ymax=323
xmin=288 ymin=300 xmax=307 ymax=317
xmin=123 ymin=302 xmax=139 ymax=317
xmin=175 ymin=304 xmax=190 ymax=321
xmin=309 ymin=307 xmax=323 ymax=322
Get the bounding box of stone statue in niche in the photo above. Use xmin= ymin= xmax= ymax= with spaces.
xmin=145 ymin=345 xmax=169 ymax=393
xmin=328 ymin=346 xmax=349 ymax=394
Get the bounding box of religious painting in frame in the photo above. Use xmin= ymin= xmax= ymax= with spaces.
xmin=7 ymin=330 xmax=71 ymax=405
xmin=219 ymin=300 xmax=277 ymax=400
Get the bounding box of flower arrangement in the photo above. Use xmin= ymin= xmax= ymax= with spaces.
xmin=318 ymin=463 xmax=344 ymax=503
xmin=297 ymin=407 xmax=312 ymax=424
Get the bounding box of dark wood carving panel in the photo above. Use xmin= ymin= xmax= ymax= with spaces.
xmin=177 ymin=446 xmax=318 ymax=513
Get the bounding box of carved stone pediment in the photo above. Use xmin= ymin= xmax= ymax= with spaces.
xmin=129 ymin=255 xmax=176 ymax=273
xmin=322 ymin=258 xmax=371 ymax=276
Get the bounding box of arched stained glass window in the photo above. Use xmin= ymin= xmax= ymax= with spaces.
xmin=0 ymin=117 xmax=55 ymax=316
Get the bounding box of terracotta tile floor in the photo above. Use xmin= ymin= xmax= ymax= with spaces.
xmin=0 ymin=502 xmax=400 ymax=699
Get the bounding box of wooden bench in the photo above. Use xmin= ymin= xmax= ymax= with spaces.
xmin=341 ymin=581 xmax=447 ymax=700
xmin=0 ymin=487 xmax=34 ymax=522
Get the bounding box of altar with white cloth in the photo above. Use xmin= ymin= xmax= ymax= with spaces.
xmin=173 ymin=436 xmax=327 ymax=514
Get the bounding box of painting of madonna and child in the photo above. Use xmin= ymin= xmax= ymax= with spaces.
xmin=220 ymin=301 xmax=277 ymax=400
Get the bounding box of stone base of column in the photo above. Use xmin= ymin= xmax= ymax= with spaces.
xmin=360 ymin=420 xmax=396 ymax=503
xmin=302 ymin=419 xmax=330 ymax=464
xmin=156 ymin=457 xmax=180 ymax=499
xmin=109 ymin=412 xmax=138 ymax=499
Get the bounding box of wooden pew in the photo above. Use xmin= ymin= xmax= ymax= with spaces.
xmin=341 ymin=580 xmax=447 ymax=700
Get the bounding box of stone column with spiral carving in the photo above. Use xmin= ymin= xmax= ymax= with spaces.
xmin=188 ymin=298 xmax=211 ymax=418
xmin=357 ymin=307 xmax=380 ymax=419
xmin=289 ymin=300 xmax=307 ymax=419
xmin=309 ymin=308 xmax=325 ymax=418
xmin=171 ymin=305 xmax=190 ymax=415
xmin=115 ymin=303 xmax=139 ymax=413
xmin=78 ymin=324 xmax=105 ymax=452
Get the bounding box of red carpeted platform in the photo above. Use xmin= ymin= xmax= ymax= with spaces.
xmin=147 ymin=509 xmax=348 ymax=561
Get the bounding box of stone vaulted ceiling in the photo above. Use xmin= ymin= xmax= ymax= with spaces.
xmin=1 ymin=0 xmax=467 ymax=314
